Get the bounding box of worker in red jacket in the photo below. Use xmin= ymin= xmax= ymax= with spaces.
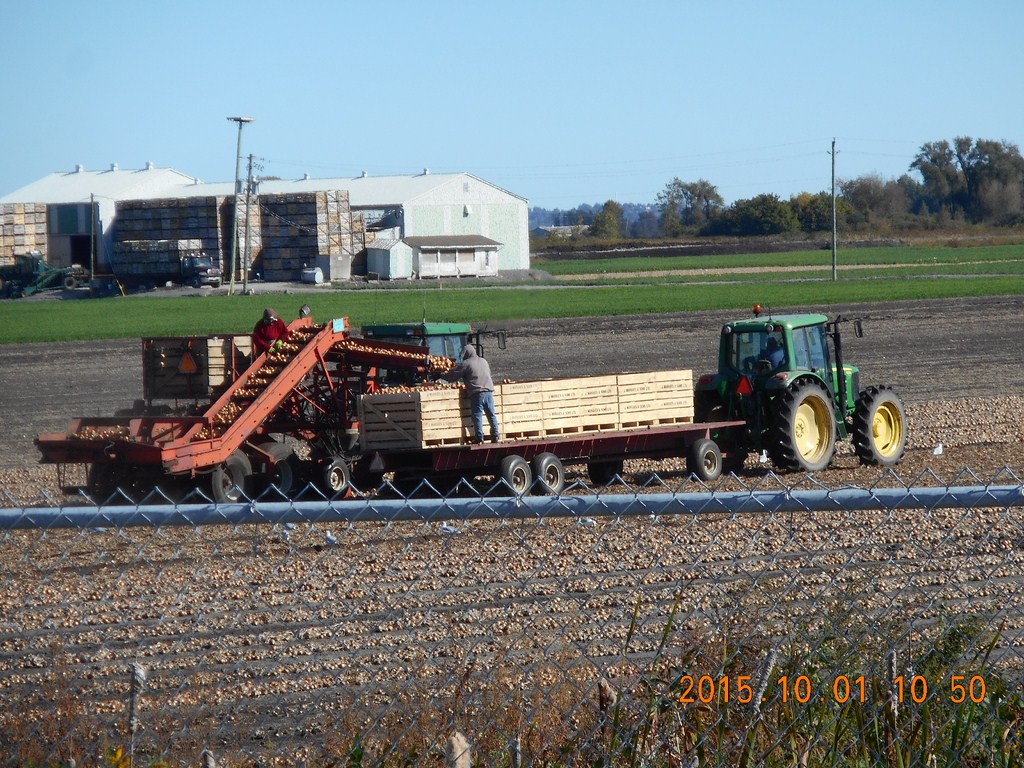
xmin=252 ymin=307 xmax=290 ymax=355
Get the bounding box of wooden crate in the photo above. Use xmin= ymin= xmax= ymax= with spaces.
xmin=616 ymin=370 xmax=694 ymax=427
xmin=360 ymin=388 xmax=473 ymax=449
xmin=358 ymin=369 xmax=697 ymax=449
xmin=496 ymin=381 xmax=545 ymax=438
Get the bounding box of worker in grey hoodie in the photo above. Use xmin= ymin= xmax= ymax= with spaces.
xmin=444 ymin=344 xmax=500 ymax=444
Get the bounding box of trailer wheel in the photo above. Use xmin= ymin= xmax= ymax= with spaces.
xmin=853 ymin=385 xmax=907 ymax=466
xmin=686 ymin=438 xmax=723 ymax=483
xmin=320 ymin=457 xmax=352 ymax=497
xmin=531 ymin=452 xmax=565 ymax=495
xmin=499 ymin=455 xmax=532 ymax=495
xmin=587 ymin=459 xmax=623 ymax=487
xmin=63 ymin=275 xmax=78 ymax=289
xmin=211 ymin=451 xmax=253 ymax=503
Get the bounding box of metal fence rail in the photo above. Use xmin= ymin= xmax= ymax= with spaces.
xmin=1 ymin=470 xmax=1023 ymax=767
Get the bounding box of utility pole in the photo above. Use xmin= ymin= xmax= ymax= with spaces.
xmin=830 ymin=138 xmax=839 ymax=282
xmin=242 ymin=153 xmax=255 ymax=294
xmin=226 ymin=116 xmax=254 ymax=296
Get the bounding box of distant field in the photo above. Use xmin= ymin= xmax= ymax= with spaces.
xmin=534 ymin=243 xmax=1024 ymax=277
xmin=1 ymin=244 xmax=1023 ymax=343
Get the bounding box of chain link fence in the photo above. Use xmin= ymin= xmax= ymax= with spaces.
xmin=2 ymin=470 xmax=1023 ymax=767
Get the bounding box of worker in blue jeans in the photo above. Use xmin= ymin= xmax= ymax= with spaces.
xmin=443 ymin=345 xmax=500 ymax=444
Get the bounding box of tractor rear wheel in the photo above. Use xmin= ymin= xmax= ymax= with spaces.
xmin=768 ymin=380 xmax=837 ymax=472
xmin=853 ymin=385 xmax=907 ymax=466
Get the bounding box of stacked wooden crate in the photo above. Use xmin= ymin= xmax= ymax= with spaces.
xmin=112 ymin=238 xmax=204 ymax=279
xmin=142 ymin=335 xmax=252 ymax=401
xmin=115 ymin=197 xmax=221 ymax=252
xmin=258 ymin=191 xmax=351 ymax=281
xmin=358 ymin=370 xmax=693 ymax=450
xmin=0 ymin=203 xmax=48 ymax=264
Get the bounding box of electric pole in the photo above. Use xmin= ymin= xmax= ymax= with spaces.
xmin=830 ymin=138 xmax=839 ymax=281
xmin=226 ymin=116 xmax=254 ymax=296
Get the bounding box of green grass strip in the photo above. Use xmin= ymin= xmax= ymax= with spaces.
xmin=2 ymin=276 xmax=1022 ymax=344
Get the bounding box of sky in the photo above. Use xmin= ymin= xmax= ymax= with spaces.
xmin=3 ymin=0 xmax=1022 ymax=210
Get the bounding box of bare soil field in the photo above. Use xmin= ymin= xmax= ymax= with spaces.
xmin=2 ymin=295 xmax=1023 ymax=762
xmin=1 ymin=295 xmax=1023 ymax=490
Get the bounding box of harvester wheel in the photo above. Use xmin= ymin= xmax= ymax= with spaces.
xmin=587 ymin=459 xmax=624 ymax=487
xmin=686 ymin=438 xmax=723 ymax=483
xmin=499 ymin=455 xmax=532 ymax=495
xmin=531 ymin=452 xmax=566 ymax=495
xmin=853 ymin=385 xmax=907 ymax=466
xmin=87 ymin=463 xmax=120 ymax=502
xmin=769 ymin=380 xmax=837 ymax=472
xmin=320 ymin=457 xmax=352 ymax=497
xmin=261 ymin=441 xmax=297 ymax=497
xmin=211 ymin=451 xmax=253 ymax=503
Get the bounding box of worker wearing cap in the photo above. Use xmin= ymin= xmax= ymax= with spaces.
xmin=252 ymin=308 xmax=290 ymax=356
xmin=443 ymin=344 xmax=500 ymax=444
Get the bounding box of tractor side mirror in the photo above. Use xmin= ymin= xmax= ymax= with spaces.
xmin=853 ymin=319 xmax=864 ymax=338
xmin=496 ymin=330 xmax=507 ymax=350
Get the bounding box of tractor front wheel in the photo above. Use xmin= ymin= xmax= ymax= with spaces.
xmin=769 ymin=380 xmax=837 ymax=472
xmin=853 ymin=385 xmax=907 ymax=466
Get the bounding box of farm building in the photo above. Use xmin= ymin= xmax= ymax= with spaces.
xmin=1 ymin=165 xmax=530 ymax=282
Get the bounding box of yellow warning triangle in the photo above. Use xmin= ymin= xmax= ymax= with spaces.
xmin=178 ymin=350 xmax=199 ymax=374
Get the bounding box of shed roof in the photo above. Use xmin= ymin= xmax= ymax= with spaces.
xmin=405 ymin=235 xmax=502 ymax=249
xmin=0 ymin=165 xmax=198 ymax=204
xmin=2 ymin=167 xmax=527 ymax=208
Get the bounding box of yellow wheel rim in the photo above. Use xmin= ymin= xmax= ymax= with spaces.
xmin=872 ymin=402 xmax=904 ymax=458
xmin=794 ymin=396 xmax=832 ymax=463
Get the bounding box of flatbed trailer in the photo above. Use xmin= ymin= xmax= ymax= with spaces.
xmin=361 ymin=422 xmax=741 ymax=494
xmin=36 ymin=314 xmax=738 ymax=501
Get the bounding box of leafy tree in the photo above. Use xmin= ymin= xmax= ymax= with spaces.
xmin=714 ymin=194 xmax=798 ymax=236
xmin=790 ymin=192 xmax=838 ymax=232
xmin=910 ymin=137 xmax=1024 ymax=223
xmin=589 ymin=200 xmax=625 ymax=239
xmin=838 ymin=175 xmax=908 ymax=227
xmin=630 ymin=209 xmax=661 ymax=238
xmin=656 ymin=177 xmax=723 ymax=235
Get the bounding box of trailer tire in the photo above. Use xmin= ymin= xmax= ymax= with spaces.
xmin=587 ymin=459 xmax=624 ymax=487
xmin=686 ymin=438 xmax=723 ymax=483
xmin=531 ymin=452 xmax=565 ymax=495
xmin=499 ymin=455 xmax=532 ymax=496
xmin=853 ymin=385 xmax=907 ymax=466
xmin=211 ymin=451 xmax=253 ymax=503
xmin=320 ymin=457 xmax=352 ymax=497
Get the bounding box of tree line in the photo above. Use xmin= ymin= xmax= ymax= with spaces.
xmin=530 ymin=137 xmax=1024 ymax=240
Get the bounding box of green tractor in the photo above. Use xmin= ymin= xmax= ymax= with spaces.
xmin=695 ymin=305 xmax=907 ymax=473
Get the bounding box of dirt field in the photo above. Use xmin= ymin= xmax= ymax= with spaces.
xmin=2 ymin=295 xmax=1024 ymax=762
xmin=2 ymin=294 xmax=1022 ymax=481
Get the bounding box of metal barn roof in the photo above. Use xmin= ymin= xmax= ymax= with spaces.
xmin=0 ymin=165 xmax=198 ymax=204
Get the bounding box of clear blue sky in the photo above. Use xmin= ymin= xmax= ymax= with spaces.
xmin=3 ymin=0 xmax=1022 ymax=210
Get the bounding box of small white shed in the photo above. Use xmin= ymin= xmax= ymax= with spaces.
xmin=365 ymin=238 xmax=414 ymax=279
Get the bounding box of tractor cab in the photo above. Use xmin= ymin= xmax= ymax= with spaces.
xmin=697 ymin=305 xmax=906 ymax=473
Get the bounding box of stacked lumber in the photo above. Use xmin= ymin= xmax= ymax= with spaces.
xmin=359 ymin=370 xmax=693 ymax=449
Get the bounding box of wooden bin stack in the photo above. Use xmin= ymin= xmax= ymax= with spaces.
xmin=358 ymin=369 xmax=693 ymax=450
